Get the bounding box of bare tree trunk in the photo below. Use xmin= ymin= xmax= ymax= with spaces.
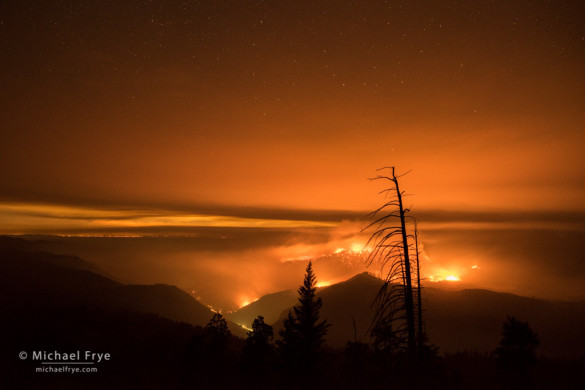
xmin=391 ymin=169 xmax=417 ymax=354
xmin=414 ymin=220 xmax=424 ymax=354
xmin=365 ymin=167 xmax=417 ymax=355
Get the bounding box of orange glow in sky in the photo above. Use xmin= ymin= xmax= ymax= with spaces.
xmin=1 ymin=1 xmax=584 ymax=306
xmin=1 ymin=1 xmax=584 ymax=217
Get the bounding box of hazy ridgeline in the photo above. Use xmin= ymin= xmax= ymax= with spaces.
xmin=1 ymin=236 xmax=584 ymax=389
xmin=7 ymin=220 xmax=585 ymax=312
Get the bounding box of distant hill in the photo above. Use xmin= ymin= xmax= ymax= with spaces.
xmin=271 ymin=272 xmax=585 ymax=358
xmin=226 ymin=259 xmax=371 ymax=329
xmin=227 ymin=289 xmax=298 ymax=327
xmin=423 ymin=287 xmax=585 ymax=358
xmin=0 ymin=241 xmax=249 ymax=389
xmin=280 ymin=250 xmax=369 ymax=287
xmin=0 ymin=244 xmax=246 ymax=337
xmin=310 ymin=272 xmax=381 ymax=345
xmin=0 ymin=235 xmax=107 ymax=276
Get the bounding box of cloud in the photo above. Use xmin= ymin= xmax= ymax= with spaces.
xmin=0 ymin=202 xmax=341 ymax=235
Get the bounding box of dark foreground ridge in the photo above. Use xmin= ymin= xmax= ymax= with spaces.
xmin=235 ymin=271 xmax=585 ymax=358
xmin=1 ymin=237 xmax=584 ymax=389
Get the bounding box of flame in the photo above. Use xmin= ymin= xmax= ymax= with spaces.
xmin=316 ymin=281 xmax=331 ymax=288
xmin=238 ymin=295 xmax=258 ymax=308
xmin=428 ymin=272 xmax=461 ymax=282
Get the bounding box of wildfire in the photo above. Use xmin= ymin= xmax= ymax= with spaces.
xmin=238 ymin=296 xmax=258 ymax=308
xmin=428 ymin=272 xmax=461 ymax=282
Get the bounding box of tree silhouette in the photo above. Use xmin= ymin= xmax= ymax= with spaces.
xmin=413 ymin=219 xmax=427 ymax=355
xmin=247 ymin=315 xmax=274 ymax=344
xmin=364 ymin=167 xmax=421 ymax=356
xmin=204 ymin=312 xmax=232 ymax=362
xmin=278 ymin=311 xmax=301 ymax=365
xmin=244 ymin=315 xmax=275 ymax=369
xmin=371 ymin=321 xmax=403 ymax=355
xmin=495 ymin=316 xmax=539 ymax=370
xmin=205 ymin=312 xmax=231 ymax=338
xmin=278 ymin=261 xmax=330 ymax=375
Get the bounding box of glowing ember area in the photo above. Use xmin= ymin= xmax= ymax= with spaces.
xmin=238 ymin=324 xmax=252 ymax=332
xmin=424 ymin=262 xmax=482 ymax=284
xmin=316 ymin=281 xmax=332 ymax=288
xmin=428 ymin=273 xmax=462 ymax=282
xmin=332 ymin=246 xmax=368 ymax=255
xmin=238 ymin=296 xmax=258 ymax=308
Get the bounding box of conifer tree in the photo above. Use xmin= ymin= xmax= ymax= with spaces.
xmin=203 ymin=312 xmax=232 ymax=367
xmin=244 ymin=315 xmax=275 ymax=372
xmin=495 ymin=316 xmax=539 ymax=370
xmin=247 ymin=315 xmax=274 ymax=345
xmin=278 ymin=261 xmax=330 ymax=373
xmin=205 ymin=312 xmax=231 ymax=338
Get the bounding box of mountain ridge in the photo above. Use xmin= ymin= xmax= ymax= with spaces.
xmin=251 ymin=271 xmax=585 ymax=357
xmin=0 ymin=245 xmax=246 ymax=337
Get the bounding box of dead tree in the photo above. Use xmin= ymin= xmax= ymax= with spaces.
xmin=364 ymin=167 xmax=417 ymax=355
xmin=414 ymin=219 xmax=425 ymax=353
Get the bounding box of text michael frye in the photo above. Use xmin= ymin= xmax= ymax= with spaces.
xmin=20 ymin=350 xmax=111 ymax=363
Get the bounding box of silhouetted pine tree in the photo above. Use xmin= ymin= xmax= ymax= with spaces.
xmin=278 ymin=311 xmax=300 ymax=364
xmin=495 ymin=316 xmax=539 ymax=370
xmin=244 ymin=315 xmax=275 ymax=369
xmin=205 ymin=312 xmax=231 ymax=338
xmin=371 ymin=322 xmax=403 ymax=356
xmin=203 ymin=312 xmax=232 ymax=365
xmin=278 ymin=261 xmax=330 ymax=375
xmin=247 ymin=315 xmax=274 ymax=345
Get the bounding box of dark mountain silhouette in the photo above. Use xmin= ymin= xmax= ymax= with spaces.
xmin=2 ymin=236 xmax=584 ymax=358
xmin=0 ymin=243 xmax=250 ymax=389
xmin=0 ymin=245 xmax=246 ymax=337
xmin=228 ymin=264 xmax=364 ymax=329
xmin=1 ymin=238 xmax=583 ymax=388
xmin=227 ymin=288 xmax=297 ymax=327
xmin=270 ymin=272 xmax=585 ymax=358
xmin=0 ymin=236 xmax=108 ymax=275
xmin=3 ymin=301 xmax=204 ymax=389
xmin=424 ymin=287 xmax=585 ymax=358
xmin=308 ymin=272 xmax=381 ymax=345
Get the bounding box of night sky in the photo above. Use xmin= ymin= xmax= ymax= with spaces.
xmin=1 ymin=1 xmax=584 ymax=305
